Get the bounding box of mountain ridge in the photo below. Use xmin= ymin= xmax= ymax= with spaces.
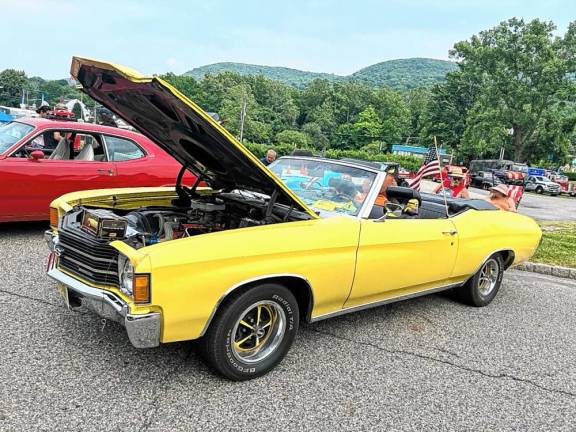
xmin=184 ymin=58 xmax=457 ymax=89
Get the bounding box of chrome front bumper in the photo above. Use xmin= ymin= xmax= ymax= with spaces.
xmin=47 ymin=265 xmax=160 ymax=349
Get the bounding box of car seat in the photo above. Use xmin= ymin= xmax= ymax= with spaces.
xmin=48 ymin=137 xmax=70 ymax=160
xmin=75 ymin=142 xmax=95 ymax=161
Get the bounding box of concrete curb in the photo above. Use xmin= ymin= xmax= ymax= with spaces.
xmin=514 ymin=262 xmax=576 ymax=280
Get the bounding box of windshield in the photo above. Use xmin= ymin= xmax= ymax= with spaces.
xmin=0 ymin=122 xmax=34 ymax=154
xmin=269 ymin=158 xmax=377 ymax=217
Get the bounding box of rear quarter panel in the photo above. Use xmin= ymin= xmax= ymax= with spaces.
xmin=450 ymin=209 xmax=541 ymax=279
xmin=140 ymin=216 xmax=361 ymax=343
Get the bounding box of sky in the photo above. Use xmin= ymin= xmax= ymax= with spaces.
xmin=1 ymin=0 xmax=574 ymax=79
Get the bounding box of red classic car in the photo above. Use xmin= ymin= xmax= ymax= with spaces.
xmin=0 ymin=117 xmax=194 ymax=222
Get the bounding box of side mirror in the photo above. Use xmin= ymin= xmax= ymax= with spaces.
xmin=30 ymin=150 xmax=45 ymax=161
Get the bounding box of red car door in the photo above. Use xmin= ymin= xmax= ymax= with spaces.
xmin=104 ymin=134 xmax=184 ymax=187
xmin=0 ymin=133 xmax=118 ymax=222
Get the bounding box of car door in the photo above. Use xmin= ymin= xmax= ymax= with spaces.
xmin=104 ymin=134 xmax=161 ymax=187
xmin=1 ymin=131 xmax=117 ymax=221
xmin=345 ymin=217 xmax=459 ymax=308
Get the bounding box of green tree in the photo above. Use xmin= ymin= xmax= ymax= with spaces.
xmin=302 ymin=122 xmax=329 ymax=150
xmin=372 ymin=88 xmax=410 ymax=147
xmin=451 ymin=18 xmax=576 ymax=161
xmin=275 ymin=130 xmax=310 ymax=147
xmin=349 ymin=105 xmax=383 ymax=148
xmin=71 ymin=101 xmax=83 ymax=120
xmin=0 ymin=69 xmax=28 ymax=106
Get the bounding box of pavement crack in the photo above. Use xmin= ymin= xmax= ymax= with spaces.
xmin=0 ymin=287 xmax=62 ymax=308
xmin=309 ymin=327 xmax=576 ymax=399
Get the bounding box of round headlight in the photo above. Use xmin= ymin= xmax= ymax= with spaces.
xmin=119 ymin=256 xmax=134 ymax=297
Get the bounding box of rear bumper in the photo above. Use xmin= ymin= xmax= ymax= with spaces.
xmin=47 ymin=266 xmax=160 ymax=348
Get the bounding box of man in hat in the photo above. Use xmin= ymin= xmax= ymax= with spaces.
xmin=434 ymin=167 xmax=470 ymax=199
xmin=485 ymin=184 xmax=516 ymax=212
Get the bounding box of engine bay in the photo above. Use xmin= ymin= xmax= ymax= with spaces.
xmin=62 ymin=191 xmax=309 ymax=249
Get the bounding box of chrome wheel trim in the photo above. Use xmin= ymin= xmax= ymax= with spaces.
xmin=478 ymin=258 xmax=499 ymax=297
xmin=230 ymin=300 xmax=286 ymax=364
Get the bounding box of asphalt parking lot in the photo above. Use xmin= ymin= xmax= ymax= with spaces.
xmin=1 ymin=223 xmax=575 ymax=431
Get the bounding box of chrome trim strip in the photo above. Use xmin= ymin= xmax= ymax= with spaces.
xmin=60 ymin=242 xmax=117 ymax=263
xmin=310 ymin=281 xmax=464 ymax=323
xmin=358 ymin=172 xmax=386 ymax=219
xmin=59 ymin=255 xmax=118 ymax=276
xmin=47 ymin=266 xmax=160 ymax=348
xmin=468 ymin=248 xmax=514 ymax=277
xmin=198 ymin=273 xmax=314 ymax=337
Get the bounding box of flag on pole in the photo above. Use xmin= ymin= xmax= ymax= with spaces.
xmin=409 ymin=143 xmax=441 ymax=191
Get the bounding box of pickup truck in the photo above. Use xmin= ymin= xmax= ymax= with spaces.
xmin=524 ymin=176 xmax=561 ymax=196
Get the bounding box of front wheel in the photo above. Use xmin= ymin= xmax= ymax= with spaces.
xmin=454 ymin=254 xmax=504 ymax=307
xmin=199 ymin=284 xmax=299 ymax=380
xmin=535 ymin=186 xmax=544 ymax=194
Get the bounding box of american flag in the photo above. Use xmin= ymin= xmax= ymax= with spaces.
xmin=409 ymin=144 xmax=441 ymax=191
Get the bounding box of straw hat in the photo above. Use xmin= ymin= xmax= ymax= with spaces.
xmin=448 ymin=167 xmax=465 ymax=178
xmin=489 ymin=184 xmax=509 ymax=196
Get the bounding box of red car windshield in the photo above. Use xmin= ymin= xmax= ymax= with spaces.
xmin=0 ymin=122 xmax=34 ymax=155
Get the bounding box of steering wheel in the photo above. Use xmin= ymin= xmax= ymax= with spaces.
xmin=384 ymin=201 xmax=405 ymax=216
xmin=302 ymin=178 xmax=323 ymax=190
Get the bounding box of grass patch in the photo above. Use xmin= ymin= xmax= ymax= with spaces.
xmin=532 ymin=221 xmax=576 ymax=268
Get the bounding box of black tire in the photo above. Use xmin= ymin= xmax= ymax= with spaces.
xmin=482 ymin=183 xmax=489 ymax=190
xmin=454 ymin=254 xmax=504 ymax=307
xmin=535 ymin=186 xmax=544 ymax=194
xmin=198 ymin=283 xmax=299 ymax=381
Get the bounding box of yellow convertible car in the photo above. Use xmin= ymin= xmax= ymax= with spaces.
xmin=45 ymin=57 xmax=542 ymax=380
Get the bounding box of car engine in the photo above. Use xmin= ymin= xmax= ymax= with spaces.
xmin=63 ymin=193 xmax=288 ymax=249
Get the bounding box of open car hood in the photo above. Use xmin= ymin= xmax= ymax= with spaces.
xmin=70 ymin=57 xmax=316 ymax=217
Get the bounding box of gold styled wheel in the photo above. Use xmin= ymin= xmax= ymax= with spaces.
xmin=231 ymin=301 xmax=286 ymax=364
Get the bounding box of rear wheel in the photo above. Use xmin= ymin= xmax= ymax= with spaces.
xmin=454 ymin=254 xmax=504 ymax=307
xmin=199 ymin=284 xmax=299 ymax=381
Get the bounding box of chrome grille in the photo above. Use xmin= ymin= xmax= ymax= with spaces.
xmin=57 ymin=229 xmax=119 ymax=287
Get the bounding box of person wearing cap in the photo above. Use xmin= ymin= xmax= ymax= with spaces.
xmin=32 ymin=104 xmax=63 ymax=150
xmin=375 ymin=166 xmax=398 ymax=206
xmin=434 ymin=167 xmax=470 ymax=199
xmin=486 ymin=184 xmax=516 ymax=212
xmin=36 ymin=103 xmax=52 ymax=118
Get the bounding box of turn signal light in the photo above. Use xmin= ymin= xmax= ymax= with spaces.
xmin=133 ymin=274 xmax=151 ymax=304
xmin=49 ymin=207 xmax=59 ymax=228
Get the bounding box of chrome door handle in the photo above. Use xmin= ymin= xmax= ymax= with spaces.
xmin=442 ymin=229 xmax=457 ymax=236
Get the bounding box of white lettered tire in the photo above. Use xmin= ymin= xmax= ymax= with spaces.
xmin=199 ymin=283 xmax=299 ymax=380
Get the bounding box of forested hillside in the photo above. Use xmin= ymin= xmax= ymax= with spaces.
xmin=185 ymin=58 xmax=456 ymax=89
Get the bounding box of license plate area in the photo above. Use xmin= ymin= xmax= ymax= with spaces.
xmin=57 ymin=282 xmax=70 ymax=309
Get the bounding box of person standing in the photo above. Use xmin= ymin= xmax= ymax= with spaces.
xmin=260 ymin=149 xmax=277 ymax=166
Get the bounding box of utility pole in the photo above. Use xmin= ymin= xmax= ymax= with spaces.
xmin=238 ymin=96 xmax=247 ymax=143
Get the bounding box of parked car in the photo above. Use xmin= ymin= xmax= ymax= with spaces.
xmin=45 ymin=57 xmax=542 ymax=381
xmin=470 ymin=171 xmax=503 ymax=189
xmin=0 ymin=117 xmax=194 ymax=222
xmin=524 ymin=176 xmax=561 ymax=195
